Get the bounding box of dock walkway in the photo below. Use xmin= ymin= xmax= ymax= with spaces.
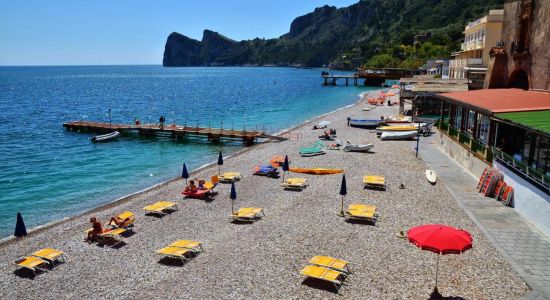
xmin=63 ymin=121 xmax=286 ymax=144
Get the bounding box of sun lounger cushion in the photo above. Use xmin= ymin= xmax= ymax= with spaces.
xmin=300 ymin=265 xmax=344 ymax=289
xmin=14 ymin=256 xmax=48 ymax=271
xmin=219 ymin=172 xmax=242 ymax=182
xmin=169 ymin=240 xmax=204 ymax=253
xmin=309 ymin=256 xmax=349 ymax=273
xmin=156 ymin=246 xmax=192 ymax=260
xmin=231 ymin=207 xmax=264 ymax=221
xmin=348 ymin=204 xmax=376 ymax=212
xmin=143 ymin=201 xmax=178 ymax=213
xmin=32 ymin=248 xmax=64 ymax=264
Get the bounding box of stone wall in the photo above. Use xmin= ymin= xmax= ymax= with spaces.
xmin=435 ymin=130 xmax=489 ymax=178
xmin=486 ymin=0 xmax=550 ymax=90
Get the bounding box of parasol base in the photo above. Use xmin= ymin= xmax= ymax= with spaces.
xmin=430 ymin=287 xmax=442 ymax=299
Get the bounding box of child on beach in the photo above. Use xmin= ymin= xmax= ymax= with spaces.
xmin=184 ymin=180 xmax=198 ymax=193
xmin=197 ymin=179 xmax=206 ymax=190
xmin=85 ymin=217 xmax=103 ymax=242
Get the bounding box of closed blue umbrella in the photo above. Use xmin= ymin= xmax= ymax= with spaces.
xmin=282 ymin=155 xmax=289 ymax=182
xmin=339 ymin=175 xmax=347 ymax=216
xmin=230 ymin=182 xmax=237 ymax=214
xmin=14 ymin=212 xmax=27 ymax=237
xmin=182 ymin=163 xmax=189 ymax=184
xmin=217 ymin=151 xmax=224 ymax=175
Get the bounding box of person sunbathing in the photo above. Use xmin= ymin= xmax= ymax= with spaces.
xmin=109 ymin=215 xmax=131 ymax=228
xmin=85 ymin=217 xmax=104 ymax=242
xmin=197 ymin=179 xmax=206 ymax=190
xmin=184 ymin=180 xmax=198 ymax=193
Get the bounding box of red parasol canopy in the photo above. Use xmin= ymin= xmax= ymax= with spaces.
xmin=408 ymin=224 xmax=472 ymax=254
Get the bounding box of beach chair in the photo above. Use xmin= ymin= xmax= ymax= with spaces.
xmin=231 ymin=207 xmax=264 ymax=222
xmin=363 ymin=175 xmax=386 ymax=190
xmin=32 ymin=248 xmax=65 ymax=266
xmin=143 ymin=201 xmax=178 ymax=216
xmin=219 ymin=172 xmax=242 ymax=183
xmin=346 ymin=209 xmax=378 ymax=223
xmin=281 ymin=177 xmax=308 ymax=190
xmin=156 ymin=246 xmax=192 ymax=264
xmin=300 ymin=265 xmax=345 ymax=292
xmin=253 ymin=165 xmax=279 ymax=178
xmin=86 ymin=227 xmax=128 ymax=247
xmin=14 ymin=256 xmax=49 ymax=275
xmin=309 ymin=256 xmax=350 ymax=273
xmin=107 ymin=211 xmax=136 ymax=231
xmin=203 ymin=175 xmax=219 ymax=190
xmin=169 ymin=240 xmax=204 ymax=254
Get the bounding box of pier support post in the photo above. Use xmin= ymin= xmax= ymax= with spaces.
xmin=332 ymin=78 xmax=336 ymax=86
xmin=323 ymin=78 xmax=328 ymax=85
xmin=345 ymin=78 xmax=349 ymax=86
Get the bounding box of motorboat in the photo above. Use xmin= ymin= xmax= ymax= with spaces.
xmin=343 ymin=143 xmax=374 ymax=152
xmin=91 ymin=131 xmax=120 ymax=143
xmin=347 ymin=118 xmax=382 ymax=128
xmin=426 ymin=170 xmax=437 ymax=184
xmin=380 ymin=130 xmax=418 ymax=140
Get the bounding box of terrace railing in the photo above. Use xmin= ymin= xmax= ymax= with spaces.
xmin=493 ymin=148 xmax=550 ymax=193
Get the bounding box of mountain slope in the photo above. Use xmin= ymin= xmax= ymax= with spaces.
xmin=163 ymin=0 xmax=504 ymax=67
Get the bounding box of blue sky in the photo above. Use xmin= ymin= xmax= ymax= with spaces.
xmin=0 ymin=0 xmax=358 ymax=66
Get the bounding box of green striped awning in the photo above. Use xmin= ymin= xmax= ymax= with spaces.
xmin=495 ymin=110 xmax=550 ymax=136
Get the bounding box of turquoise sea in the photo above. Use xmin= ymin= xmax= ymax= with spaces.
xmin=0 ymin=66 xmax=374 ymax=238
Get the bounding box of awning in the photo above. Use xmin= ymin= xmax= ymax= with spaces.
xmin=495 ymin=110 xmax=550 ymax=136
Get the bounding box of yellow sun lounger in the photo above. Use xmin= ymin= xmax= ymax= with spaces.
xmin=231 ymin=207 xmax=264 ymax=222
xmin=309 ymin=256 xmax=350 ymax=273
xmin=169 ymin=240 xmax=204 ymax=253
xmin=363 ymin=175 xmax=386 ymax=190
xmin=347 ymin=204 xmax=377 ymax=212
xmin=300 ymin=265 xmax=345 ymax=292
xmin=346 ymin=207 xmax=378 ymax=223
xmin=14 ymin=256 xmax=49 ymax=275
xmin=32 ymin=248 xmax=65 ymax=266
xmin=86 ymin=227 xmax=128 ymax=247
xmin=281 ymin=178 xmax=308 ymax=190
xmin=219 ymin=172 xmax=242 ymax=183
xmin=143 ymin=201 xmax=178 ymax=216
xmin=156 ymin=246 xmax=193 ymax=263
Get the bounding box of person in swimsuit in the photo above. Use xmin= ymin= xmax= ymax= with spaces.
xmin=86 ymin=217 xmax=103 ymax=242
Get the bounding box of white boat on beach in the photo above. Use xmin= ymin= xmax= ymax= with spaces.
xmin=380 ymin=130 xmax=417 ymax=140
xmin=348 ymin=118 xmax=382 ymax=128
xmin=426 ymin=170 xmax=437 ymax=184
xmin=385 ymin=122 xmax=428 ymax=127
xmin=91 ymin=131 xmax=120 ymax=142
xmin=343 ymin=143 xmax=374 ymax=152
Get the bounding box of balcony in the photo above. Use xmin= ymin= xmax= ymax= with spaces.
xmin=461 ymin=40 xmax=485 ymax=51
xmin=468 ymin=58 xmax=483 ymax=65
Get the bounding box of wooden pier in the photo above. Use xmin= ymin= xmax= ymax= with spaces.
xmin=63 ymin=121 xmax=286 ymax=145
xmin=322 ymin=68 xmax=424 ymax=86
xmin=322 ymin=75 xmax=359 ymax=86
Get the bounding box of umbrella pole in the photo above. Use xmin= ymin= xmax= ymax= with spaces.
xmin=434 ymin=253 xmax=440 ymax=296
xmin=231 ymin=199 xmax=234 ymax=215
xmin=339 ymin=196 xmax=345 ymax=217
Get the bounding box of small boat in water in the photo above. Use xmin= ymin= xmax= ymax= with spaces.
xmin=91 ymin=131 xmax=120 ymax=143
xmin=347 ymin=118 xmax=382 ymax=128
xmin=380 ymin=130 xmax=417 ymax=140
xmin=343 ymin=143 xmax=374 ymax=152
xmin=426 ymin=170 xmax=437 ymax=184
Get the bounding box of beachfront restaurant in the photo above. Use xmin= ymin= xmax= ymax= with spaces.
xmin=434 ymin=89 xmax=550 ymax=235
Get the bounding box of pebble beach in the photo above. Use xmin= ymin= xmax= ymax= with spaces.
xmin=0 ymin=90 xmax=528 ymax=299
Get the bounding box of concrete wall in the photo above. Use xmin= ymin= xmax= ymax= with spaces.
xmin=494 ymin=160 xmax=550 ymax=236
xmin=435 ymin=130 xmax=489 ymax=178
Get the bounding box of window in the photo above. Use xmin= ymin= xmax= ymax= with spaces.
xmin=454 ymin=107 xmax=463 ymax=128
xmin=477 ymin=115 xmax=490 ymax=143
xmin=467 ymin=110 xmax=476 ymax=134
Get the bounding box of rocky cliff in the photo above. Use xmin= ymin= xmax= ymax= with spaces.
xmin=163 ymin=0 xmax=505 ymax=67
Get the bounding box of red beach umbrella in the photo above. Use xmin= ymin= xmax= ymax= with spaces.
xmin=407 ymin=224 xmax=473 ymax=296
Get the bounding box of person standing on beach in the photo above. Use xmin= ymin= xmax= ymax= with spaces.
xmin=159 ymin=115 xmax=165 ymax=130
